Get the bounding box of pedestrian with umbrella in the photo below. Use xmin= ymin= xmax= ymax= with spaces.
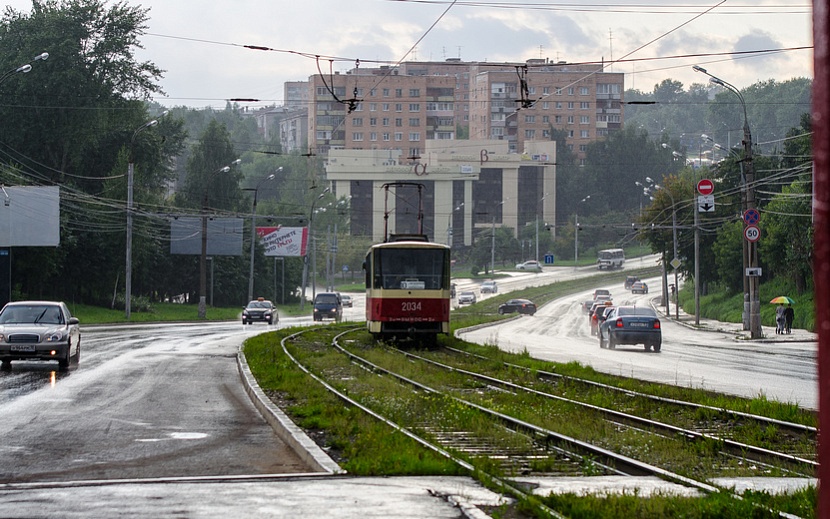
xmin=770 ymin=296 xmax=796 ymax=334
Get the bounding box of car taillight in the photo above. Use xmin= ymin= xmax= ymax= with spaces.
xmin=615 ymin=318 xmax=624 ymax=328
xmin=653 ymin=320 xmax=661 ymax=329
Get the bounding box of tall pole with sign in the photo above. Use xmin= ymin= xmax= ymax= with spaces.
xmin=694 ymin=179 xmax=714 ymax=326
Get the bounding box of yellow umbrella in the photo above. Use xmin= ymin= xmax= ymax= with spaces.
xmin=769 ymin=296 xmax=795 ymax=304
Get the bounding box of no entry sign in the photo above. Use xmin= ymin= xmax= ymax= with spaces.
xmin=697 ymin=179 xmax=715 ymax=196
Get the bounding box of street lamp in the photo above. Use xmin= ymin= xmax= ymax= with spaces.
xmin=245 ymin=168 xmax=281 ymax=302
xmin=693 ymin=65 xmax=760 ymax=338
xmin=300 ymin=187 xmax=330 ymax=310
xmin=199 ymin=159 xmax=241 ymax=319
xmin=652 ymin=183 xmax=679 ymax=320
xmin=575 ymin=195 xmax=590 ymax=268
xmin=125 ymin=111 xmax=168 ymax=320
xmin=0 ymin=52 xmax=48 ymax=86
xmin=536 ymin=192 xmax=548 ymax=263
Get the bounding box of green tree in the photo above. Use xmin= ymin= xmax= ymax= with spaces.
xmin=0 ymin=0 xmax=182 ymax=305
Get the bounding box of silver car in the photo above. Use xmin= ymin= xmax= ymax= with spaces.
xmin=0 ymin=301 xmax=81 ymax=370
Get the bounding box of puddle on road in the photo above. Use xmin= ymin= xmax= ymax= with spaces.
xmin=136 ymin=432 xmax=209 ymax=442
xmin=0 ymin=364 xmax=71 ymax=404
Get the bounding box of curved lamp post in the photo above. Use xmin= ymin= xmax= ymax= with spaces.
xmin=693 ymin=65 xmax=760 ymax=338
xmin=0 ymin=52 xmax=48 ymax=86
xmin=126 ymin=111 xmax=168 ymax=320
xmin=300 ymin=187 xmax=330 ymax=310
xmin=652 ymin=183 xmax=679 ymax=320
xmin=199 ymin=159 xmax=241 ymax=319
xmin=575 ymin=195 xmax=590 ymax=268
xmin=245 ymin=168 xmax=281 ymax=302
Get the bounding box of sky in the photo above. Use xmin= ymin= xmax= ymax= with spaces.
xmin=6 ymin=0 xmax=814 ymax=109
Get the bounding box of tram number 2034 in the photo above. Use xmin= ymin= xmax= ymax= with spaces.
xmin=401 ymin=301 xmax=422 ymax=312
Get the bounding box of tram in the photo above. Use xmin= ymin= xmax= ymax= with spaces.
xmin=364 ymin=236 xmax=451 ymax=340
xmin=363 ymin=182 xmax=452 ymax=342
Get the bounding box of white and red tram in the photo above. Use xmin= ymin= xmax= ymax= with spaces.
xmin=364 ymin=235 xmax=451 ymax=340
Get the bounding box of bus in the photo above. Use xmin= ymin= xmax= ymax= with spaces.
xmin=597 ymin=248 xmax=625 ymax=270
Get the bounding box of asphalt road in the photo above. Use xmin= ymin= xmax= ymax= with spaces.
xmin=458 ymin=273 xmax=818 ymax=409
xmin=0 ymin=322 xmax=312 ymax=483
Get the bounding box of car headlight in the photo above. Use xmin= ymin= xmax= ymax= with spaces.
xmin=45 ymin=330 xmax=66 ymax=342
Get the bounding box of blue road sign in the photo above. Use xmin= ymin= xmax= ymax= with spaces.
xmin=743 ymin=209 xmax=760 ymax=225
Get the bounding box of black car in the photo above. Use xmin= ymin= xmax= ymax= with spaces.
xmin=598 ymin=305 xmax=662 ymax=352
xmin=243 ymin=298 xmax=277 ymax=325
xmin=0 ymin=301 xmax=81 ymax=370
xmin=313 ymin=292 xmax=343 ymax=322
xmin=498 ymin=298 xmax=537 ymax=315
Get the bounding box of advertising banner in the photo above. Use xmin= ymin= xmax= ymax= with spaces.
xmin=257 ymin=226 xmax=308 ymax=257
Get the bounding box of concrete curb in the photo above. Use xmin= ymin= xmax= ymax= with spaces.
xmin=236 ymin=348 xmax=344 ymax=475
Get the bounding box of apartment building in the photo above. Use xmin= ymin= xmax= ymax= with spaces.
xmin=305 ymin=58 xmax=623 ymax=161
xmin=468 ymin=60 xmax=624 ymax=161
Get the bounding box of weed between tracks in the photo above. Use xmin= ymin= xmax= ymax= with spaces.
xmin=243 ymin=326 xmax=817 ymax=518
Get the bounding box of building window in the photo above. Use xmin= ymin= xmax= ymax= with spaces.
xmin=555 ymin=115 xmax=562 ymax=123
xmin=581 ymin=130 xmax=590 ymax=138
xmin=579 ymin=86 xmax=589 ymax=95
xmin=542 ymin=101 xmax=549 ymax=109
xmin=352 ymin=118 xmax=363 ymax=126
xmin=543 ymin=87 xmax=550 ymax=94
xmin=352 ymin=132 xmax=363 ymax=141
xmin=567 ymin=116 xmax=574 ymax=124
xmin=567 ymin=87 xmax=574 ymax=95
xmin=580 ymin=115 xmax=590 ymax=124
xmin=579 ymin=144 xmax=588 ymax=152
xmin=525 ymin=129 xmax=536 ymax=138
xmin=395 ymin=118 xmax=403 ymax=127
xmin=568 ymin=130 xmax=574 ymax=138
xmin=383 ymin=132 xmax=390 ymax=141
xmin=580 ymin=101 xmax=590 ymax=109
xmin=395 ymin=88 xmax=403 ymax=97
xmin=409 ymin=118 xmax=420 ymax=126
xmin=409 ymin=147 xmax=420 ymax=157
xmin=491 ymin=127 xmax=504 ymax=136
xmin=316 ymin=130 xmax=332 ymax=139
xmin=542 ymin=129 xmax=550 ymax=138
xmin=395 ymin=103 xmax=403 ymax=112
xmin=382 ymin=103 xmax=390 ymax=111
xmin=542 ymin=115 xmax=550 ymax=123
xmin=369 ymin=88 xmax=376 ymax=97
xmin=369 ymin=117 xmax=377 ymax=126
xmin=555 ymin=87 xmax=562 ymax=95
xmin=436 ymin=132 xmax=453 ymax=139
xmin=556 ymin=102 xmax=563 ymax=109
xmin=394 ymin=132 xmax=403 ymax=141
xmin=370 ymin=132 xmax=377 ymax=141
xmin=369 ymin=103 xmax=377 ymax=111
xmin=316 ymin=87 xmax=328 ymax=96
xmin=409 ymin=88 xmax=420 ymax=97
xmin=525 ymin=115 xmax=536 ymax=123
xmin=409 ymin=103 xmax=421 ymax=112
xmin=383 ymin=88 xmax=390 ymax=97
xmin=409 ymin=132 xmax=420 ymax=141
xmin=528 ymin=86 xmax=536 ymax=94
xmin=567 ymin=102 xmax=574 ymax=109
xmin=382 ymin=117 xmax=390 ymax=126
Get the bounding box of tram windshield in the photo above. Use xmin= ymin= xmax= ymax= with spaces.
xmin=374 ymin=248 xmax=447 ymax=290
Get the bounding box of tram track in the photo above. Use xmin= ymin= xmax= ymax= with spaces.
xmin=274 ymin=326 xmax=813 ymax=518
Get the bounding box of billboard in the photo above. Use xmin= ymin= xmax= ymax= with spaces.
xmin=170 ymin=217 xmax=244 ymax=256
xmin=0 ymin=186 xmax=60 ymax=247
xmin=256 ymin=226 xmax=308 ymax=257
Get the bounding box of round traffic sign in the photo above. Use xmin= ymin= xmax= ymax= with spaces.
xmin=697 ymin=179 xmax=715 ymax=196
xmin=743 ymin=208 xmax=760 ymax=225
xmin=744 ymin=225 xmax=761 ymax=242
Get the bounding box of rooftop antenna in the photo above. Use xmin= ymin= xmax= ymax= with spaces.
xmin=608 ymin=29 xmax=614 ymax=70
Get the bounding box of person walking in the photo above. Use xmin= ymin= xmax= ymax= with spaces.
xmin=775 ymin=303 xmax=786 ymax=334
xmin=784 ymin=304 xmax=794 ymax=334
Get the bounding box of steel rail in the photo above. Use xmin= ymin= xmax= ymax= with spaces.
xmin=394 ymin=347 xmax=816 ymax=475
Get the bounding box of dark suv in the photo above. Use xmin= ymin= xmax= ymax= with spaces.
xmin=313 ymin=292 xmax=343 ymax=322
xmin=624 ymin=276 xmax=640 ymax=290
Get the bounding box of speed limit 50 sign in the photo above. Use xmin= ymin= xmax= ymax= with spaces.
xmin=744 ymin=225 xmax=761 ymax=242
